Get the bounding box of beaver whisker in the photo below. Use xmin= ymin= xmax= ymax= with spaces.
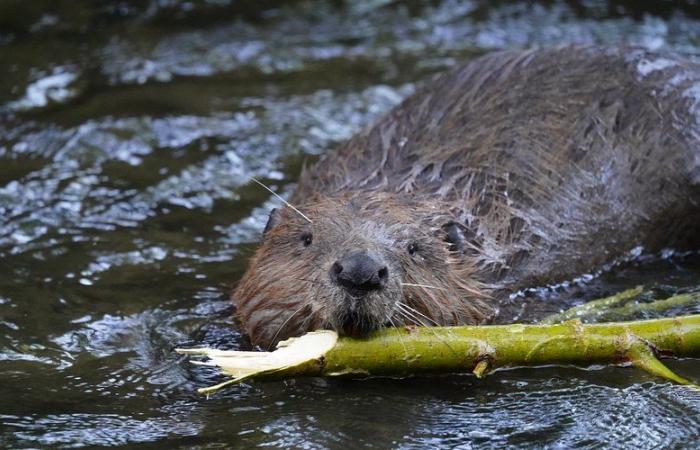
xmin=394 ymin=308 xmax=422 ymax=327
xmin=397 ymin=301 xmax=440 ymax=327
xmin=410 ymin=287 xmax=455 ymax=325
xmin=387 ymin=316 xmax=409 ymax=358
xmin=396 ymin=303 xmax=461 ymax=356
xmin=299 ymin=304 xmax=323 ymax=333
xmin=311 ymin=289 xmax=338 ymax=330
xmin=267 ymin=303 xmax=309 ymax=351
xmin=400 ymin=283 xmax=448 ymax=290
xmin=395 ymin=303 xmax=430 ymax=328
xmin=401 ymin=278 xmax=452 ymax=320
xmin=292 ymin=276 xmax=329 ymax=287
xmin=250 ymin=177 xmax=312 ymax=223
xmin=308 ymin=287 xmax=325 ymax=325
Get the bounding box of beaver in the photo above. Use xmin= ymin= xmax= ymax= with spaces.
xmin=233 ymin=46 xmax=700 ymax=348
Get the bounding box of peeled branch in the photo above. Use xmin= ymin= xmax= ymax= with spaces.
xmin=177 ymin=314 xmax=700 ymax=395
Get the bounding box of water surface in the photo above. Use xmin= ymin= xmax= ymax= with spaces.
xmin=1 ymin=1 xmax=700 ymax=448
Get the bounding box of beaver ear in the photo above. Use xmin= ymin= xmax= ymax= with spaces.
xmin=442 ymin=221 xmax=466 ymax=253
xmin=263 ymin=208 xmax=282 ymax=235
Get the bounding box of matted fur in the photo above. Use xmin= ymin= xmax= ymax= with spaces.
xmin=235 ymin=46 xmax=700 ymax=348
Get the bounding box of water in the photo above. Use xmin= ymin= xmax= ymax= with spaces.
xmin=1 ymin=1 xmax=700 ymax=448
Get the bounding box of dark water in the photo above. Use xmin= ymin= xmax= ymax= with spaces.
xmin=2 ymin=1 xmax=700 ymax=448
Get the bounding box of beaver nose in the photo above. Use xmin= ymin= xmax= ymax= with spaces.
xmin=330 ymin=250 xmax=388 ymax=293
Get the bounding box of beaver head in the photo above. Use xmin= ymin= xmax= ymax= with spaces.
xmin=233 ymin=191 xmax=494 ymax=348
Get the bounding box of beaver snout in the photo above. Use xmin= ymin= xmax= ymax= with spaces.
xmin=329 ymin=250 xmax=389 ymax=295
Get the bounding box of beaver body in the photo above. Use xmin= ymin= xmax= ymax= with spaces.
xmin=235 ymin=46 xmax=700 ymax=348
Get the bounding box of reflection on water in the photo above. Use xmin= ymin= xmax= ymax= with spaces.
xmin=1 ymin=1 xmax=700 ymax=448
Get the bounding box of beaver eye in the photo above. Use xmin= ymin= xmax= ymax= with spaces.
xmin=301 ymin=232 xmax=313 ymax=247
xmin=443 ymin=221 xmax=466 ymax=253
xmin=407 ymin=243 xmax=418 ymax=256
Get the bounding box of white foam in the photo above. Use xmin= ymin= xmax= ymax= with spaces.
xmin=637 ymin=57 xmax=676 ymax=77
xmin=9 ymin=67 xmax=78 ymax=111
xmin=683 ymin=82 xmax=700 ymax=111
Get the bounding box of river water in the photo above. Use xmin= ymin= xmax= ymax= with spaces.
xmin=1 ymin=1 xmax=700 ymax=448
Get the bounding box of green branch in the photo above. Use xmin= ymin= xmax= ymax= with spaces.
xmin=542 ymin=287 xmax=700 ymax=324
xmin=541 ymin=286 xmax=644 ymax=324
xmin=178 ymin=314 xmax=700 ymax=395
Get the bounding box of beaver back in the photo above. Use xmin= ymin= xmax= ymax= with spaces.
xmin=296 ymin=46 xmax=700 ymax=291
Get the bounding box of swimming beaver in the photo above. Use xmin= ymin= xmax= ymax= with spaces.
xmin=234 ymin=46 xmax=700 ymax=348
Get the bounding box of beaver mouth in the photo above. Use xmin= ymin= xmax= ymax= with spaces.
xmin=337 ymin=310 xmax=382 ymax=337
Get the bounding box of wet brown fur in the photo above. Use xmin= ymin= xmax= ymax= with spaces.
xmin=234 ymin=46 xmax=700 ymax=348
